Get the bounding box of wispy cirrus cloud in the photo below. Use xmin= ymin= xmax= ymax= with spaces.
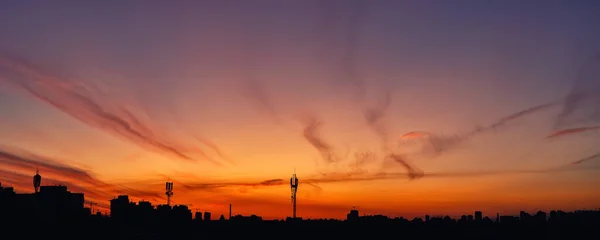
xmin=166 ymin=153 xmax=600 ymax=192
xmin=0 ymin=145 xmax=163 ymax=209
xmin=0 ymin=145 xmax=99 ymax=185
xmin=399 ymin=54 xmax=600 ymax=158
xmin=545 ymin=126 xmax=600 ymax=139
xmin=0 ymin=53 xmax=222 ymax=164
xmin=315 ymin=0 xmax=371 ymax=100
xmin=302 ymin=116 xmax=342 ymax=163
xmin=3 ymin=142 xmax=594 ymax=214
xmin=399 ymin=102 xmax=558 ymax=157
xmin=571 ymin=152 xmax=600 ymax=165
xmin=555 ymin=53 xmax=600 ymax=129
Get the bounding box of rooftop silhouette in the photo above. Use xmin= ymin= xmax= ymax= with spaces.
xmin=0 ymin=171 xmax=598 ymax=239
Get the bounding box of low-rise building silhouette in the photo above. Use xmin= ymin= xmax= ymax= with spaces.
xmin=500 ymin=215 xmax=519 ymax=224
xmin=347 ymin=208 xmax=359 ymax=221
xmin=0 ymin=172 xmax=87 ymax=224
xmin=230 ymin=214 xmax=263 ymax=221
xmin=109 ymin=195 xmax=192 ymax=225
xmin=475 ymin=211 xmax=482 ymax=221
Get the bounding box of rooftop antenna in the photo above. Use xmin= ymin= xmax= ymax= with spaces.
xmin=33 ymin=169 xmax=41 ymax=193
xmin=165 ymin=181 xmax=174 ymax=206
xmin=290 ymin=168 xmax=299 ymax=219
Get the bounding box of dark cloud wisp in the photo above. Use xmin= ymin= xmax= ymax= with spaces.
xmin=0 ymin=53 xmax=222 ymax=164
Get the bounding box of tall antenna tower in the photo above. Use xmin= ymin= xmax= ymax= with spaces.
xmin=33 ymin=169 xmax=41 ymax=193
xmin=290 ymin=168 xmax=299 ymax=219
xmin=165 ymin=181 xmax=174 ymax=206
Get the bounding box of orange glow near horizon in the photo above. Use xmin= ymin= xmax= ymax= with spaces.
xmin=1 ymin=1 xmax=600 ymax=221
xmin=1 ymin=75 xmax=600 ymax=219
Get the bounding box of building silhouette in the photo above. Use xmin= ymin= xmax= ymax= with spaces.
xmin=230 ymin=214 xmax=263 ymax=222
xmin=0 ymin=172 xmax=87 ymax=224
xmin=347 ymin=208 xmax=359 ymax=221
xmin=475 ymin=211 xmax=482 ymax=221
xmin=110 ymin=195 xmax=192 ymax=225
xmin=2 ymin=174 xmax=600 ymax=239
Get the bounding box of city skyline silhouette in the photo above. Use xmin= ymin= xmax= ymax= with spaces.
xmin=2 ymin=172 xmax=599 ymax=221
xmin=1 ymin=169 xmax=598 ymax=221
xmin=1 ymin=175 xmax=598 ymax=239
xmin=1 ymin=0 xmax=600 ymax=226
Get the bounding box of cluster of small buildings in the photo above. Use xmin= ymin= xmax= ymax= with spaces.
xmin=110 ymin=195 xmax=194 ymax=224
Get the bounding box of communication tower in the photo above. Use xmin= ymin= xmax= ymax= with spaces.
xmin=290 ymin=169 xmax=299 ymax=219
xmin=165 ymin=181 xmax=174 ymax=206
xmin=33 ymin=169 xmax=41 ymax=193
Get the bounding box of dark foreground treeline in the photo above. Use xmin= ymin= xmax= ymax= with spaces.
xmin=3 ymin=217 xmax=598 ymax=240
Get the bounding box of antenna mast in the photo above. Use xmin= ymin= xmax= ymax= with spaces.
xmin=165 ymin=182 xmax=174 ymax=206
xmin=290 ymin=168 xmax=299 ymax=219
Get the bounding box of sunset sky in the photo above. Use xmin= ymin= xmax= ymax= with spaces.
xmin=1 ymin=0 xmax=600 ymax=220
